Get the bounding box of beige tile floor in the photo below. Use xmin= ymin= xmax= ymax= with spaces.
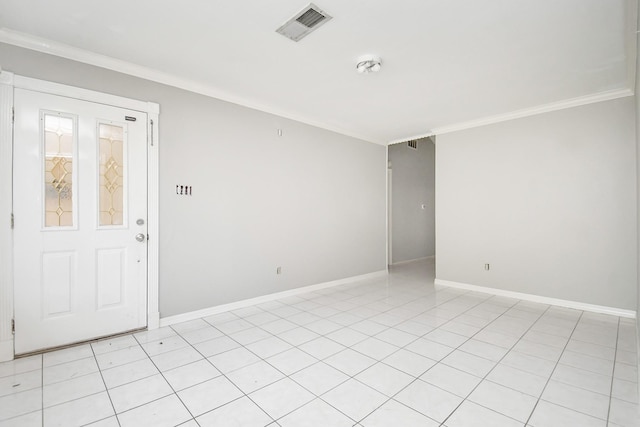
xmin=0 ymin=259 xmax=638 ymax=426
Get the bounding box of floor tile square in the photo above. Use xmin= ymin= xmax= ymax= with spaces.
xmin=227 ymin=360 xmax=285 ymax=393
xmin=95 ymin=345 xmax=148 ymax=370
xmin=382 ymin=348 xmax=436 ymax=377
xmin=193 ymin=335 xmax=240 ymax=357
xmin=101 ymin=358 xmax=158 ymax=389
xmin=246 ymin=336 xmax=292 ymax=359
xmin=141 ymin=335 xmax=188 ymax=357
xmin=43 ymin=372 xmax=105 ymax=407
xmin=326 ymin=328 xmax=369 ymax=347
xmin=278 ymin=398 xmax=355 ymax=427
xmin=608 ymin=397 xmax=640 ymax=426
xmin=322 ymin=378 xmax=387 ymax=421
xmin=0 ymin=410 xmax=42 ymax=427
xmin=420 ymin=363 xmax=482 ymax=397
xmin=196 ymin=396 xmax=272 ymax=427
xmin=0 ymin=355 xmax=42 ymax=378
xmin=290 ymin=362 xmax=350 ymax=395
xmin=501 ymin=351 xmax=556 ymax=378
xmin=163 ymin=359 xmax=221 ymax=391
xmin=230 ymin=327 xmax=272 ymax=345
xmin=108 ymin=374 xmax=172 ymax=413
xmin=266 ymin=347 xmax=317 ymax=375
xmin=551 ymin=363 xmax=612 ymax=395
xmin=117 ymin=394 xmax=192 ymax=427
xmin=91 ymin=335 xmax=139 ymax=355
xmin=179 ymin=326 xmax=224 ymax=345
xmin=0 ymin=388 xmax=42 ymax=421
xmin=178 ymin=376 xmax=243 ymax=417
xmin=151 ymin=346 xmax=203 ymax=371
xmin=404 ymin=338 xmax=454 ymax=361
xmin=485 ymin=363 xmax=547 ymax=397
xmin=444 ymin=400 xmax=522 ymax=427
xmin=43 ymin=391 xmax=113 ymax=427
xmin=394 ymin=380 xmax=462 ymax=422
xmin=441 ymin=349 xmax=495 ymax=377
xmin=324 ymin=349 xmax=377 ymax=376
xmin=355 ymin=362 xmax=414 ymax=396
xmin=43 ymin=345 xmax=93 ymax=367
xmin=540 ymin=380 xmax=609 ymax=420
xmin=527 ymin=400 xmax=606 ymax=427
xmin=458 ymin=339 xmax=508 ymax=362
xmin=249 ymin=378 xmax=315 ymax=419
xmin=0 ymin=369 xmax=41 ymax=397
xmin=278 ymin=327 xmax=320 ymax=346
xmin=360 ymin=399 xmax=439 ymax=427
xmin=468 ymin=380 xmax=536 ymax=422
xmin=299 ymin=337 xmax=346 ymax=360
xmin=351 ymin=337 xmax=399 ymax=360
xmin=207 ymin=347 xmax=261 ymax=373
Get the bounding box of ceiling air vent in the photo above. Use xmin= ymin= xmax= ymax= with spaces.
xmin=276 ymin=3 xmax=332 ymax=42
xmin=407 ymin=140 xmax=418 ymax=150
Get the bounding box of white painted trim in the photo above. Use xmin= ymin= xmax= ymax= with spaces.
xmin=387 ymin=89 xmax=634 ymax=145
xmin=0 ymin=71 xmax=14 ymax=362
xmin=160 ymin=270 xmax=389 ymax=327
xmin=146 ymin=108 xmax=160 ymax=330
xmin=434 ymin=279 xmax=637 ymax=319
xmin=13 ymin=75 xmax=156 ymax=113
xmin=0 ymin=74 xmax=160 ymax=361
xmin=391 ymin=256 xmax=434 ymax=266
xmin=0 ymin=29 xmax=382 ymax=145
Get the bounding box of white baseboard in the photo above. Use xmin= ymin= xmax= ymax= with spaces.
xmin=434 ymin=279 xmax=637 ymax=319
xmin=160 ymin=270 xmax=389 ymax=327
xmin=0 ymin=339 xmax=13 ymax=362
xmin=391 ymin=256 xmax=434 ymax=266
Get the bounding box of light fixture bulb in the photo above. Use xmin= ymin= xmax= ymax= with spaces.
xmin=356 ymin=55 xmax=382 ymax=74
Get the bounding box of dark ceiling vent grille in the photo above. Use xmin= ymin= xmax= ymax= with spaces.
xmin=296 ymin=8 xmax=326 ymax=28
xmin=276 ymin=3 xmax=332 ymax=42
xmin=407 ymin=140 xmax=418 ymax=150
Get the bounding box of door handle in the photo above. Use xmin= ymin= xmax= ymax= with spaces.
xmin=135 ymin=233 xmax=146 ymax=242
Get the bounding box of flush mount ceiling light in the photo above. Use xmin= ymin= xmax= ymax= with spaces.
xmin=356 ymin=55 xmax=382 ymax=74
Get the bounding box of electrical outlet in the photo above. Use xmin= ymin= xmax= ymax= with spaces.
xmin=484 ymin=263 xmax=490 ymax=271
xmin=276 ymin=266 xmax=282 ymax=275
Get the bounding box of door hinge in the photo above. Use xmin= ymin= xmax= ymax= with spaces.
xmin=11 ymin=319 xmax=15 ymax=335
xmin=149 ymin=119 xmax=154 ymax=146
xmin=10 ymin=213 xmax=14 ymax=229
xmin=11 ymin=107 xmax=14 ymax=124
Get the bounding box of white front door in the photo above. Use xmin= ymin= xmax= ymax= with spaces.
xmin=13 ymin=88 xmax=148 ymax=354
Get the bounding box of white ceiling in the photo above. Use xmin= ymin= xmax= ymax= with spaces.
xmin=0 ymin=0 xmax=635 ymax=144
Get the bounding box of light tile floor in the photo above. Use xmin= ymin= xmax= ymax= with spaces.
xmin=1 ymin=259 xmax=639 ymax=426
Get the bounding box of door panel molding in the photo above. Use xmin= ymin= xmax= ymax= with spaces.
xmin=0 ymin=71 xmax=15 ymax=361
xmin=0 ymin=72 xmax=160 ymax=361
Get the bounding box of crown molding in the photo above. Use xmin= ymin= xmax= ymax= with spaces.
xmin=386 ymin=88 xmax=634 ymax=146
xmin=428 ymin=88 xmax=634 ymax=138
xmin=0 ymin=28 xmax=384 ymax=145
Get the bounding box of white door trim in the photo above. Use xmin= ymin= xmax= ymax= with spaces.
xmin=0 ymin=72 xmax=160 ymax=361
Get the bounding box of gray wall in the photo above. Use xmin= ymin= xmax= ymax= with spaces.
xmin=436 ymin=97 xmax=637 ymax=310
xmin=388 ymin=138 xmax=435 ymax=263
xmin=0 ymin=43 xmax=387 ymax=317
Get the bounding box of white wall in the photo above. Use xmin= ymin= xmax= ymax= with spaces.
xmin=388 ymin=138 xmax=435 ymax=263
xmin=0 ymin=43 xmax=387 ymax=317
xmin=436 ymin=97 xmax=637 ymax=310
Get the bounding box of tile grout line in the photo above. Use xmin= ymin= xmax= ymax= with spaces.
xmin=606 ymin=316 xmax=621 ymax=424
xmin=522 ymin=310 xmax=585 ymax=426
xmin=436 ymin=299 xmax=552 ymax=426
xmin=89 ymin=344 xmax=122 ymax=427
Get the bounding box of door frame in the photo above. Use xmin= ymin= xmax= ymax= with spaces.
xmin=0 ymin=72 xmax=160 ymax=361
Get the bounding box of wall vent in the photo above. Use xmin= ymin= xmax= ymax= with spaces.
xmin=276 ymin=3 xmax=332 ymax=42
xmin=407 ymin=140 xmax=418 ymax=150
